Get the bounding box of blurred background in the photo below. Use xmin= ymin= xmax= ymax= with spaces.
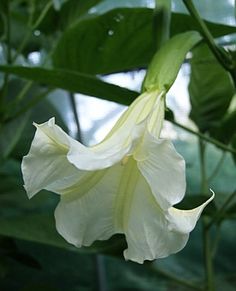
xmin=0 ymin=0 xmax=235 ymax=290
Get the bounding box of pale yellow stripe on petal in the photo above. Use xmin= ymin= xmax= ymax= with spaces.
xmin=114 ymin=159 xmax=140 ymax=232
xmin=60 ymin=170 xmax=108 ymax=202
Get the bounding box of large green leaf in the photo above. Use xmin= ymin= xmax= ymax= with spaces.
xmin=52 ymin=8 xmax=236 ymax=74
xmin=0 ymin=66 xmax=138 ymax=105
xmin=0 ymin=208 xmax=126 ymax=255
xmin=189 ymin=44 xmax=234 ymax=132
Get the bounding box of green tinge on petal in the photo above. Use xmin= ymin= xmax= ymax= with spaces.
xmin=113 ymin=158 xmax=140 ymax=232
xmin=67 ymin=90 xmax=163 ymax=170
xmin=147 ymin=93 xmax=165 ymax=138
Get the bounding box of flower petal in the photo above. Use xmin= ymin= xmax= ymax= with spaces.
xmin=22 ymin=118 xmax=83 ymax=198
xmin=54 ymin=164 xmax=125 ymax=247
xmin=123 ymin=175 xmax=191 ymax=264
xmin=24 ymin=90 xmax=161 ymax=176
xmin=67 ymin=90 xmax=159 ymax=170
xmin=167 ymin=192 xmax=215 ymax=233
xmin=135 ymin=132 xmax=186 ymax=209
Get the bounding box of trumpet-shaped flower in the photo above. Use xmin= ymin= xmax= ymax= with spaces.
xmin=22 ymin=89 xmax=213 ymax=263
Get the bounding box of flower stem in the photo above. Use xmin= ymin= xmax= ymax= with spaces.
xmin=171 ymin=120 xmax=236 ymax=155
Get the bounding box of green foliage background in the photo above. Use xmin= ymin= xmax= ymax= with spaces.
xmin=0 ymin=0 xmax=235 ymax=290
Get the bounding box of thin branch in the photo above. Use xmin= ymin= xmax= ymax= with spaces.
xmin=202 ymin=219 xmax=215 ymax=291
xmin=1 ymin=1 xmax=12 ymax=104
xmin=69 ymin=93 xmax=82 ymax=141
xmin=198 ymin=137 xmax=215 ymax=291
xmin=4 ymin=88 xmax=54 ymax=123
xmin=171 ymin=120 xmax=236 ymax=155
xmin=208 ymin=152 xmax=226 ymax=182
xmin=182 ymin=0 xmax=236 ymax=86
xmin=206 ymin=189 xmax=236 ymax=229
xmin=150 ymin=265 xmax=203 ymax=290
xmin=182 ymin=0 xmax=232 ymax=70
xmin=12 ymin=1 xmax=53 ymax=62
xmin=95 ymin=255 xmax=108 ymax=291
xmin=199 ymin=139 xmax=208 ymax=194
xmin=211 ymin=224 xmax=221 ymax=258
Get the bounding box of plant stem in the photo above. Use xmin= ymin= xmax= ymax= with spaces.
xmin=69 ymin=93 xmax=82 ymax=141
xmin=5 ymin=4 xmax=12 ymax=65
xmin=1 ymin=1 xmax=12 ymax=104
xmin=198 ymin=138 xmax=215 ymax=291
xmin=171 ymin=120 xmax=236 ymax=155
xmin=1 ymin=81 xmax=34 ymax=116
xmin=211 ymin=224 xmax=221 ymax=258
xmin=3 ymin=88 xmax=53 ymax=123
xmin=202 ymin=218 xmax=215 ymax=291
xmin=154 ymin=0 xmax=171 ymax=50
xmin=95 ymin=255 xmax=108 ymax=291
xmin=182 ymin=0 xmax=231 ymax=69
xmin=199 ymin=139 xmax=208 ymax=194
xmin=150 ymin=265 xmax=203 ymax=290
xmin=12 ymin=1 xmax=53 ymax=62
xmin=208 ymin=152 xmax=226 ymax=182
xmin=182 ymin=0 xmax=236 ymax=86
xmin=17 ymin=81 xmax=33 ymax=101
xmin=206 ymin=189 xmax=236 ymax=229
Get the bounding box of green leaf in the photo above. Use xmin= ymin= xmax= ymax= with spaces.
xmin=143 ymin=31 xmax=202 ymax=91
xmin=0 ymin=213 xmax=74 ymax=249
xmin=189 ymin=44 xmax=234 ymax=132
xmin=52 ymin=8 xmax=236 ymax=74
xmin=171 ymin=12 xmax=236 ymax=38
xmin=53 ymin=8 xmax=155 ymax=74
xmin=0 ymin=159 xmax=126 ymax=256
xmin=0 ymin=114 xmax=29 ymax=159
xmin=0 ymin=66 xmax=138 ymax=105
xmin=209 ymin=95 xmax=236 ymax=146
xmin=0 ymin=211 xmax=126 ymax=256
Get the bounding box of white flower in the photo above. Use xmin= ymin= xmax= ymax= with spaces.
xmin=22 ymin=89 xmax=213 ymax=263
